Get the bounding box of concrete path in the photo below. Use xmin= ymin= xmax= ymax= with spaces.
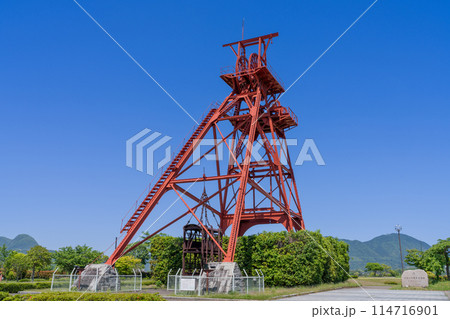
xmin=280 ymin=287 xmax=449 ymax=301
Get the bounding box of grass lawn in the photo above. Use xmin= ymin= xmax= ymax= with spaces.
xmin=392 ymin=280 xmax=450 ymax=291
xmin=353 ymin=277 xmax=402 ymax=286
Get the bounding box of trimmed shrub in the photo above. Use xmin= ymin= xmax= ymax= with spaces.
xmin=384 ymin=280 xmax=399 ymax=285
xmin=115 ymin=256 xmax=142 ymax=275
xmin=147 ymin=234 xmax=182 ymax=284
xmin=0 ymin=283 xmax=35 ymax=293
xmin=426 ymin=271 xmax=438 ymax=283
xmin=35 ymin=282 xmax=51 ymax=289
xmin=18 ymin=278 xmax=50 ymax=282
xmin=0 ymin=292 xmax=9 ymax=301
xmin=2 ymin=292 xmax=165 ymax=301
xmin=0 ymin=282 xmax=51 ymax=293
xmin=232 ymin=231 xmax=349 ymax=287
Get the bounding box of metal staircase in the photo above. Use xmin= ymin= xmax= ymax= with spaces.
xmin=120 ymin=107 xmax=217 ymax=233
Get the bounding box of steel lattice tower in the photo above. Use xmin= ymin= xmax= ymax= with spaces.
xmin=106 ymin=32 xmax=305 ymax=265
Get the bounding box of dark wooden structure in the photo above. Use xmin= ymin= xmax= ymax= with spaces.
xmin=182 ymin=224 xmax=222 ymax=274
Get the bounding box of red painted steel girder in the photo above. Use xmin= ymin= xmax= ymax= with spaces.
xmin=106 ymin=33 xmax=305 ymax=266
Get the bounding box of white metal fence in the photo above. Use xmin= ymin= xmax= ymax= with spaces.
xmin=167 ymin=269 xmax=264 ymax=296
xmin=51 ymin=267 xmax=142 ymax=292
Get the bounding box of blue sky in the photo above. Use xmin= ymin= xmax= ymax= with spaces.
xmin=0 ymin=0 xmax=449 ymax=253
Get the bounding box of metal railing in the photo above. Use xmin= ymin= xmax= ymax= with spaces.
xmin=274 ymin=105 xmax=298 ymax=125
xmin=219 ymin=63 xmax=285 ymax=89
xmin=220 ymin=65 xmax=235 ymax=75
xmin=51 ymin=267 xmax=142 ymax=292
xmin=167 ymin=268 xmax=264 ymax=296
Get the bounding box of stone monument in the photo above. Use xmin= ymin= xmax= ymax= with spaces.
xmin=401 ymin=269 xmax=428 ymax=288
xmin=73 ymin=264 xmax=119 ymax=292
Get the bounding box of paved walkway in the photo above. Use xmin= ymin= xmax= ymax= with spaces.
xmin=280 ymin=287 xmax=449 ymax=301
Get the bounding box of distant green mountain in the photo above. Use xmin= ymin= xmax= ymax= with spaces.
xmin=0 ymin=234 xmax=39 ymax=252
xmin=341 ymin=233 xmax=430 ymax=271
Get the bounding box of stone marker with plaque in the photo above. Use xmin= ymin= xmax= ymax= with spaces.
xmin=401 ymin=269 xmax=429 ymax=288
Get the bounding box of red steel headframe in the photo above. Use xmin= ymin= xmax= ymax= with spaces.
xmin=106 ymin=32 xmax=305 ymax=265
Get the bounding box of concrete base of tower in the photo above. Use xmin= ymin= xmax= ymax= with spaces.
xmin=200 ymin=262 xmax=243 ymax=294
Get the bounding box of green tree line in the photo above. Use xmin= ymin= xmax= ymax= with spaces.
xmin=405 ymin=238 xmax=450 ymax=281
xmin=1 ymin=230 xmax=350 ymax=287
xmin=0 ymin=244 xmax=107 ymax=281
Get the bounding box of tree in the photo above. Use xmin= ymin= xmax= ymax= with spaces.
xmin=0 ymin=244 xmax=14 ymax=268
xmin=126 ymin=244 xmax=150 ymax=266
xmin=147 ymin=234 xmax=183 ymax=284
xmin=115 ymin=256 xmax=142 ymax=275
xmin=365 ymin=262 xmax=384 ymax=277
xmin=405 ymin=237 xmax=450 ymax=279
xmin=5 ymin=253 xmax=30 ymax=281
xmin=405 ymin=249 xmax=425 ymax=269
xmin=53 ymin=245 xmax=107 ymax=273
xmin=27 ymin=245 xmax=52 ymax=282
xmin=378 ymin=264 xmax=397 ymax=277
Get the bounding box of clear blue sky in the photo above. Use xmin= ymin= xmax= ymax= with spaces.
xmin=0 ymin=0 xmax=449 ymax=253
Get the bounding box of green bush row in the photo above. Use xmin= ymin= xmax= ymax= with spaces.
xmin=0 ymin=292 xmax=9 ymax=301
xmin=149 ymin=230 xmax=350 ymax=287
xmin=0 ymin=282 xmax=51 ymax=293
xmin=0 ymin=269 xmax=56 ymax=281
xmin=147 ymin=235 xmax=183 ymax=285
xmin=232 ymin=231 xmax=349 ymax=287
xmin=18 ymin=278 xmax=50 ymax=283
xmin=1 ymin=292 xmax=165 ymax=301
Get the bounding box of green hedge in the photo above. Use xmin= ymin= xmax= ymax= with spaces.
xmin=18 ymin=278 xmax=51 ymax=283
xmin=1 ymin=292 xmax=165 ymax=301
xmin=0 ymin=282 xmax=51 ymax=293
xmin=0 ymin=292 xmax=9 ymax=301
xmin=147 ymin=234 xmax=182 ymax=284
xmin=149 ymin=230 xmax=349 ymax=287
xmin=239 ymin=231 xmax=349 ymax=286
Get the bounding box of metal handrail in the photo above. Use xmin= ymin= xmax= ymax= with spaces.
xmin=266 ymin=62 xmax=285 ymax=89
xmin=220 ymin=66 xmax=235 ymax=75
xmin=220 ymin=62 xmax=285 ymax=89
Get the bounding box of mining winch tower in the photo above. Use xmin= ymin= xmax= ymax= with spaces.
xmin=106 ymin=32 xmax=305 ymax=268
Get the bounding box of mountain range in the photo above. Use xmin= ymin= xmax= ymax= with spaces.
xmin=0 ymin=234 xmax=39 ymax=252
xmin=341 ymin=233 xmax=430 ymax=271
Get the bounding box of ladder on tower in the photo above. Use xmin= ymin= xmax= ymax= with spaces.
xmin=120 ymin=107 xmax=217 ymax=233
